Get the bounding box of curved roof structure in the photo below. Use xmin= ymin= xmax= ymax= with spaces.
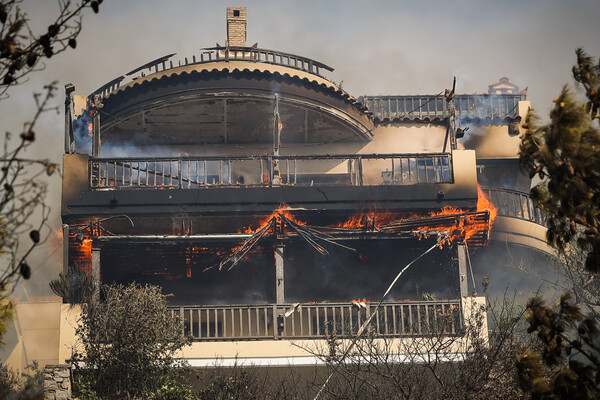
xmin=91 ymin=49 xmax=374 ymax=146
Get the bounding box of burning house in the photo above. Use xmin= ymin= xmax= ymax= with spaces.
xmin=54 ymin=7 xmax=550 ymax=366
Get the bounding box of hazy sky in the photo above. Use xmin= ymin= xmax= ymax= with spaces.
xmin=2 ymin=0 xmax=600 ymax=296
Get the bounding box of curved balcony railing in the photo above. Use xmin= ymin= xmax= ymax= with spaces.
xmin=89 ymin=153 xmax=453 ymax=190
xmin=169 ymin=300 xmax=463 ymax=341
xmin=481 ymin=186 xmax=547 ymax=226
xmin=91 ymin=47 xmax=335 ymax=98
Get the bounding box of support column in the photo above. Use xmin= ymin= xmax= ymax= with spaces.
xmin=62 ymin=224 xmax=69 ymax=275
xmin=92 ymin=247 xmax=101 ymax=302
xmin=457 ymin=243 xmax=468 ymax=298
xmin=91 ymin=111 xmax=101 ymax=157
xmin=272 ymin=93 xmax=281 ymax=185
xmin=275 ymin=244 xmax=285 ymax=304
xmin=64 ymin=83 xmax=75 ymax=154
xmin=91 ymin=94 xmax=102 ymax=157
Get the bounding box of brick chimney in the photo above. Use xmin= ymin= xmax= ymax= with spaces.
xmin=226 ymin=7 xmax=246 ymax=47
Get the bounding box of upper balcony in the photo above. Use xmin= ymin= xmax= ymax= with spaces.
xmin=360 ymin=93 xmax=526 ymax=125
xmin=62 ymin=150 xmax=479 ymax=221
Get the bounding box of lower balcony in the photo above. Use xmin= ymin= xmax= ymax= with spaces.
xmin=5 ymin=298 xmax=484 ymax=369
xmin=169 ymin=300 xmax=463 ymax=341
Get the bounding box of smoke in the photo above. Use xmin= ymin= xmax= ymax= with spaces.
xmin=73 ymin=110 xmax=93 ymax=154
xmin=468 ymin=242 xmax=561 ymax=303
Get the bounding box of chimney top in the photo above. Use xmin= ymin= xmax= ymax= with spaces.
xmin=226 ymin=7 xmax=247 ymax=47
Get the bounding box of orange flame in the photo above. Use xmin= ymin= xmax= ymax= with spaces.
xmin=238 ymin=204 xmax=305 ymax=234
xmin=351 ymin=298 xmax=370 ymax=303
xmin=477 ymin=185 xmax=497 ymax=225
xmin=80 ymin=239 xmax=92 ymax=259
xmin=53 ymin=227 xmax=64 ymax=240
xmin=335 ymin=209 xmax=397 ymax=229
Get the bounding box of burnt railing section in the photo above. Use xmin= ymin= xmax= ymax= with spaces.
xmin=89 ymin=153 xmax=453 ymax=189
xmin=482 ymin=186 xmax=547 ymax=226
xmin=92 ymin=47 xmax=334 ymax=98
xmin=169 ymin=300 xmax=463 ymax=341
xmin=360 ymin=94 xmax=526 ymax=122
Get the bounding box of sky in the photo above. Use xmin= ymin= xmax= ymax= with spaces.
xmin=2 ymin=0 xmax=600 ymax=297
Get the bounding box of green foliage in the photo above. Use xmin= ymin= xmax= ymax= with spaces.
xmin=75 ymin=282 xmax=191 ymax=399
xmin=72 ymin=373 xmax=99 ymax=400
xmin=517 ymin=293 xmax=600 ymax=399
xmin=0 ymin=362 xmax=43 ymax=400
xmin=519 ymin=49 xmax=600 ymax=272
xmin=198 ymin=370 xmax=262 ymax=400
xmin=518 ymin=48 xmax=600 ymax=399
xmin=152 ymin=375 xmax=195 ymax=400
xmin=0 ymin=290 xmax=13 ymax=341
xmin=572 ymin=48 xmax=600 ymax=120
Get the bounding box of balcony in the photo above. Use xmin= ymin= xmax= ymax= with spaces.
xmin=89 ymin=153 xmax=453 ymax=190
xmin=169 ymin=300 xmax=463 ymax=341
xmin=481 ymin=186 xmax=547 ymax=225
xmin=62 ymin=150 xmax=477 ymax=218
xmin=481 ymin=186 xmax=552 ymax=254
xmin=360 ymin=93 xmax=526 ymax=124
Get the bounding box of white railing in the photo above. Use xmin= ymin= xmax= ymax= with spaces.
xmin=169 ymin=300 xmax=462 ymax=341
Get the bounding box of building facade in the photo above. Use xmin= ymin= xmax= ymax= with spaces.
xmin=4 ymin=7 xmax=551 ymax=370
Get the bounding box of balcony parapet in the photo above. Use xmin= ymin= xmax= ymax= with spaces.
xmin=481 ymin=186 xmax=547 ymax=226
xmin=90 ymin=153 xmax=453 ymax=190
xmin=169 ymin=300 xmax=463 ymax=341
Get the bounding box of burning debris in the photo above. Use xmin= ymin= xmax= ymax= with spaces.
xmin=208 ymin=190 xmax=495 ymax=272
xmin=68 ymin=186 xmax=496 ymax=281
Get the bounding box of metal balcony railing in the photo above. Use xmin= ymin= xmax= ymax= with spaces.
xmin=89 ymin=153 xmax=453 ymax=190
xmin=360 ymin=94 xmax=525 ymax=122
xmin=169 ymin=300 xmax=463 ymax=341
xmin=92 ymin=47 xmax=334 ymax=98
xmin=481 ymin=186 xmax=547 ymax=226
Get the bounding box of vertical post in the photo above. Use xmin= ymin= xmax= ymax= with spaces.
xmin=91 ymin=108 xmax=101 ymax=157
xmin=457 ymin=243 xmax=468 ymax=298
xmin=275 ymin=244 xmax=284 ymax=304
xmin=443 ymin=77 xmax=457 ymax=152
xmin=91 ymin=94 xmax=103 ymax=157
xmin=272 ymin=93 xmax=281 ymax=185
xmin=357 ymin=156 xmax=363 ymax=186
xmin=62 ymin=224 xmax=69 ymax=275
xmin=92 ymin=247 xmax=101 ymax=302
xmin=274 ymin=214 xmax=285 ymax=338
xmin=64 ymin=84 xmax=75 ymax=154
